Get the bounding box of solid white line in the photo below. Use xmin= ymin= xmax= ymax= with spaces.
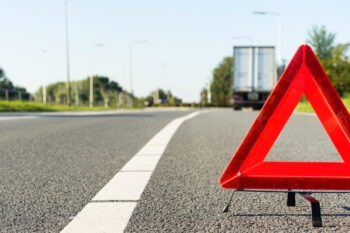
xmin=0 ymin=116 xmax=38 ymax=121
xmin=60 ymin=111 xmax=201 ymax=233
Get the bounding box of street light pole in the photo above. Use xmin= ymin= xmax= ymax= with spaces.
xmin=277 ymin=15 xmax=282 ymax=66
xmin=253 ymin=11 xmax=282 ymax=66
xmin=42 ymin=49 xmax=47 ymax=104
xmin=64 ymin=0 xmax=71 ymax=106
xmin=207 ymin=77 xmax=212 ymax=104
xmin=129 ymin=40 xmax=147 ymax=108
xmin=89 ymin=75 xmax=93 ymax=108
xmin=90 ymin=43 xmax=106 ymax=108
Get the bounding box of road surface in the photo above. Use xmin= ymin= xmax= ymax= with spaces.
xmin=0 ymin=109 xmax=349 ymax=232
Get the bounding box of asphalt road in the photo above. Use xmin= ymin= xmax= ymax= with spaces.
xmin=1 ymin=109 xmax=350 ymax=232
xmin=0 ymin=110 xmax=190 ymax=232
xmin=125 ymin=110 xmax=349 ymax=233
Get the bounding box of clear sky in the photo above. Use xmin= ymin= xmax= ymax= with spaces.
xmin=1 ymin=0 xmax=350 ymax=102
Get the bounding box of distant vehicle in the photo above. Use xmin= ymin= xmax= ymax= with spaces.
xmin=232 ymin=46 xmax=277 ymax=110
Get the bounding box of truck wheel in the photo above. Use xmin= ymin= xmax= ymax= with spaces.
xmin=252 ymin=104 xmax=263 ymax=110
xmin=233 ymin=105 xmax=241 ymax=111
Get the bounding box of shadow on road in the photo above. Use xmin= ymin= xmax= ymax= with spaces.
xmin=231 ymin=213 xmax=350 ymax=217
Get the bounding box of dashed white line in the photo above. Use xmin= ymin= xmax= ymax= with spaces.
xmin=92 ymin=172 xmax=153 ymax=201
xmin=135 ymin=144 xmax=167 ymax=155
xmin=60 ymin=202 xmax=136 ymax=233
xmin=61 ymin=111 xmax=201 ymax=233
xmin=121 ymin=155 xmax=162 ymax=171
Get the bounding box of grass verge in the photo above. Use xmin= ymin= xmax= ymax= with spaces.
xmin=0 ymin=101 xmax=134 ymax=112
xmin=296 ymin=94 xmax=350 ymax=112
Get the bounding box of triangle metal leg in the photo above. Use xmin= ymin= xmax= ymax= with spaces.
xmin=299 ymin=193 xmax=322 ymax=227
xmin=223 ymin=190 xmax=236 ymax=213
xmin=288 ymin=192 xmax=322 ymax=227
xmin=287 ymin=192 xmax=296 ymax=206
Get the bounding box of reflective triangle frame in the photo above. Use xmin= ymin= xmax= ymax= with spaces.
xmin=220 ymin=45 xmax=350 ymax=191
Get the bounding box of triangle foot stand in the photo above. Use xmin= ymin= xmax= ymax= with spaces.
xmin=287 ymin=192 xmax=322 ymax=227
xmin=222 ymin=190 xmax=236 ymax=213
xmin=222 ymin=191 xmax=322 ymax=227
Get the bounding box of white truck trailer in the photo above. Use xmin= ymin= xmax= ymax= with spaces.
xmin=232 ymin=46 xmax=277 ymax=110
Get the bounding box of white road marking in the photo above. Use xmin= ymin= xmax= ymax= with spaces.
xmin=0 ymin=116 xmax=38 ymax=121
xmin=61 ymin=111 xmax=201 ymax=233
xmin=146 ymin=137 xmax=171 ymax=146
xmin=135 ymin=144 xmax=167 ymax=155
xmin=60 ymin=202 xmax=136 ymax=233
xmin=92 ymin=172 xmax=153 ymax=201
xmin=121 ymin=156 xmax=161 ymax=171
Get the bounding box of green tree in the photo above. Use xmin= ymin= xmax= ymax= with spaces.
xmin=200 ymin=88 xmax=208 ymax=105
xmin=210 ymin=57 xmax=233 ymax=106
xmin=0 ymin=68 xmax=3 ymax=78
xmin=158 ymin=89 xmax=167 ymax=101
xmin=0 ymin=67 xmax=14 ymax=90
xmin=0 ymin=67 xmax=31 ymax=101
xmin=330 ymin=43 xmax=350 ymax=95
xmin=35 ymin=75 xmax=124 ymax=106
xmin=307 ymin=25 xmax=336 ymax=62
xmin=145 ymin=89 xmax=182 ymax=106
xmin=307 ymin=25 xmax=350 ymax=96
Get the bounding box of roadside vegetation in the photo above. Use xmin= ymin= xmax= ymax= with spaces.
xmin=296 ymin=94 xmax=350 ymax=113
xmin=0 ymin=101 xmax=143 ymax=112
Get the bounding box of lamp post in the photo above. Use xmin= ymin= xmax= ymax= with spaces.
xmin=129 ymin=40 xmax=147 ymax=108
xmin=64 ymin=0 xmax=72 ymax=106
xmin=253 ymin=11 xmax=282 ymax=66
xmin=207 ymin=77 xmax=212 ymax=104
xmin=90 ymin=43 xmax=106 ymax=108
xmin=42 ymin=49 xmax=47 ymax=104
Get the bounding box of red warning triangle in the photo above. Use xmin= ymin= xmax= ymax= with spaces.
xmin=220 ymin=44 xmax=350 ymax=191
